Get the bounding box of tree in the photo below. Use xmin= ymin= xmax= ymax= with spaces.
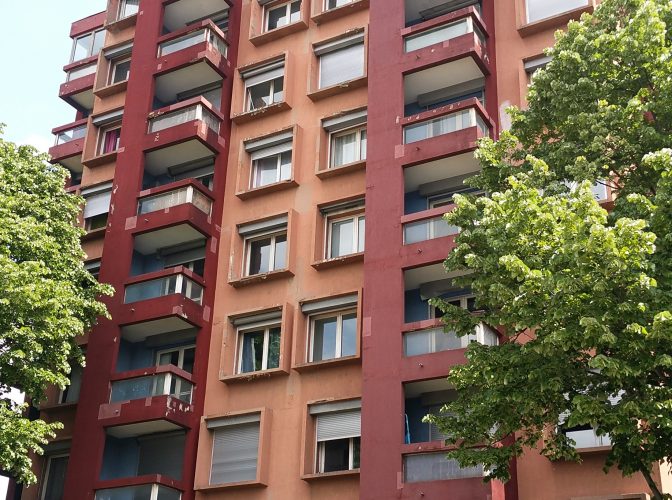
xmin=0 ymin=129 xmax=112 ymax=485
xmin=428 ymin=1 xmax=672 ymax=498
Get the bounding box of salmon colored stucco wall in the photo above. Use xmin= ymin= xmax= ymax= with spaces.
xmin=195 ymin=0 xmax=369 ymax=498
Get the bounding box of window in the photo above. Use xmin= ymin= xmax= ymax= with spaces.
xmin=70 ymin=29 xmax=105 ymax=63
xmin=526 ymin=0 xmax=588 ymax=23
xmin=327 ymin=213 xmax=365 ymax=258
xmin=84 ymin=260 xmax=101 ymax=280
xmin=98 ymin=124 xmax=121 ymax=155
xmin=265 ymin=0 xmax=301 ymax=31
xmin=244 ymin=130 xmax=293 ymax=188
xmin=310 ymin=401 xmax=361 ymax=474
xmin=330 ymin=127 xmax=366 ymax=168
xmin=431 ymin=291 xmax=477 ymax=319
xmin=208 ymin=414 xmax=261 ymax=485
xmin=58 ymin=361 xmax=84 ymax=405
xmin=82 ymin=184 xmax=112 ymax=233
xmin=119 ymin=0 xmax=140 ymax=19
xmin=160 ymin=242 xmax=206 ymax=276
xmin=326 ymin=0 xmax=353 ymax=10
xmin=237 ymin=324 xmax=281 ymax=373
xmin=41 ymin=454 xmax=69 ymax=500
xmin=109 ymin=57 xmax=131 ymax=84
xmin=245 ymin=232 xmax=287 ymax=275
xmin=309 ymin=310 xmax=357 ymax=362
xmin=156 ymin=345 xmax=195 ymax=402
xmin=242 ymin=60 xmax=285 ymax=112
xmin=316 ymin=33 xmax=365 ymax=89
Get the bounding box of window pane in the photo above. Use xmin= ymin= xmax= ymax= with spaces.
xmin=240 ymin=330 xmax=265 ymax=372
xmin=43 ymin=455 xmax=69 ymax=500
xmin=352 ymin=437 xmax=361 ymax=468
xmin=267 ymin=327 xmax=281 ymax=369
xmin=327 ymin=0 xmax=352 ymax=9
xmin=267 ymin=5 xmax=287 ymax=30
xmin=248 ymin=237 xmax=271 ymax=275
xmin=111 ymin=59 xmax=131 ymax=84
xmin=330 ymin=219 xmax=354 ymax=258
xmin=92 ymin=30 xmax=105 ymax=56
xmin=360 ymin=129 xmax=367 ymax=160
xmin=526 ymin=0 xmax=587 ymax=22
xmin=321 ymin=438 xmax=350 ymax=472
xmin=319 ymin=43 xmax=364 ymax=88
xmin=341 ymin=313 xmax=357 ymax=357
xmin=274 ymin=234 xmax=287 ymax=270
xmin=290 ymin=0 xmax=301 ymax=22
xmin=254 ymin=156 xmax=279 ymax=187
xmin=357 ymin=217 xmax=365 ymax=252
xmin=279 ymin=151 xmax=292 ymax=181
xmin=121 ymin=0 xmax=140 ymax=18
xmin=73 ymin=34 xmax=91 ymax=61
xmin=182 ymin=347 xmax=195 ymax=373
xmin=158 ymin=351 xmax=179 ymax=367
xmin=247 ymin=81 xmax=272 ymax=110
xmin=332 ymin=131 xmax=358 ymax=167
xmin=272 ymin=77 xmax=284 ymax=104
xmin=313 ymin=316 xmax=337 ymax=361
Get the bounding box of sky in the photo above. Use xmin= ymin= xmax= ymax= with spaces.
xmin=0 ymin=2 xmax=106 ymax=495
xmin=0 ymin=1 xmax=107 ymax=152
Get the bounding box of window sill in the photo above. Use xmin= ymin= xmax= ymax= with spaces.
xmin=81 ymin=227 xmax=107 ymax=241
xmin=106 ymin=13 xmax=138 ymax=32
xmin=229 ymin=269 xmax=294 ymax=288
xmin=249 ymin=20 xmax=308 ymax=47
xmin=235 ymin=179 xmax=298 ymax=201
xmin=518 ymin=5 xmax=592 ymax=38
xmin=37 ymin=401 xmax=79 ymax=412
xmin=312 ymin=0 xmax=369 ymax=25
xmin=302 ymin=469 xmax=360 ymax=482
xmin=220 ymin=367 xmax=290 ymax=384
xmin=293 ymin=355 xmax=360 ymax=373
xmin=308 ymin=76 xmax=367 ymax=102
xmin=312 ymin=252 xmax=364 ymax=270
xmin=94 ymin=80 xmax=128 ymax=98
xmin=316 ymin=160 xmax=366 ymax=179
xmin=231 ymin=101 xmax=291 ymax=125
xmin=574 ymin=445 xmax=612 ymax=454
xmin=195 ymin=479 xmax=267 ymax=492
xmin=83 ymin=150 xmax=118 ymax=168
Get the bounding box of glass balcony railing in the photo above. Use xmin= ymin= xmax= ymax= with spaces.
xmin=159 ymin=26 xmax=228 ymax=58
xmin=124 ymin=272 xmax=204 ymax=305
xmin=404 ymin=16 xmax=484 ymax=53
xmin=566 ymin=428 xmax=612 ymax=449
xmin=403 ymin=214 xmax=458 ymax=244
xmin=95 ymin=484 xmax=182 ymax=500
xmin=138 ymin=185 xmax=212 ymax=215
xmin=403 ymin=323 xmax=498 ymax=357
xmin=55 ymin=125 xmax=87 ymax=145
xmin=148 ymin=103 xmax=220 ymax=134
xmin=67 ymin=62 xmax=98 ymax=82
xmin=110 ymin=371 xmax=194 ymax=404
xmin=403 ymin=107 xmax=489 ymax=144
xmin=404 ymin=453 xmax=485 ymax=483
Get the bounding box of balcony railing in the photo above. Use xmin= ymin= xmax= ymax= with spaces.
xmin=148 ymin=102 xmax=220 ymax=134
xmin=403 ymin=206 xmax=459 ymax=244
xmin=403 ymin=107 xmax=489 ymax=144
xmin=67 ymin=62 xmax=97 ymax=82
xmin=404 ymin=15 xmax=484 ymax=53
xmin=95 ymin=484 xmax=181 ymax=500
xmin=138 ymin=185 xmax=212 ymax=216
xmin=403 ymin=322 xmax=498 ymax=357
xmin=110 ymin=368 xmax=194 ymax=404
xmin=404 ymin=453 xmax=485 ymax=483
xmin=566 ymin=428 xmax=612 ymax=449
xmin=124 ymin=271 xmax=204 ymax=305
xmin=158 ymin=25 xmax=228 ymax=58
xmin=55 ymin=124 xmax=87 ymax=145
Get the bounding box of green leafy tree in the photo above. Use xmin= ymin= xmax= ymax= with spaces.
xmin=0 ymin=129 xmax=112 ymax=485
xmin=428 ymin=1 xmax=672 ymax=498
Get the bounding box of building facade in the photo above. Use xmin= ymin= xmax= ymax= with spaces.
xmin=15 ymin=0 xmax=670 ymax=499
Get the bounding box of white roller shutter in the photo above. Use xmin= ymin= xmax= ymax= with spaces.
xmin=83 ymin=191 xmax=111 ymax=218
xmin=210 ymin=422 xmax=260 ymax=484
xmin=316 ymin=409 xmax=361 ymax=442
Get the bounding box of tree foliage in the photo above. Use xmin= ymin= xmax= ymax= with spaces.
xmin=429 ymin=1 xmax=672 ymax=497
xmin=0 ymin=130 xmax=112 ymax=484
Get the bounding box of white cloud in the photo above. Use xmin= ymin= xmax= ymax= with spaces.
xmin=17 ymin=134 xmax=53 ymax=153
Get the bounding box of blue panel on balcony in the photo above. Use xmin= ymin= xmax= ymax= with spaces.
xmin=404 ymin=190 xmax=428 ymax=215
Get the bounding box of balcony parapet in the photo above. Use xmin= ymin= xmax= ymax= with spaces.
xmin=49 ymin=119 xmax=88 ymax=163
xmin=94 ymin=474 xmax=184 ymax=500
xmin=124 ymin=267 xmax=205 ymax=306
xmin=137 ymin=180 xmax=214 ymax=217
xmin=157 ymin=19 xmax=228 ymax=60
xmin=148 ymin=97 xmax=224 ymax=135
xmin=401 ymin=6 xmax=488 ymax=50
xmin=402 ymin=205 xmax=458 ymax=245
xmin=110 ymin=365 xmax=194 ymax=404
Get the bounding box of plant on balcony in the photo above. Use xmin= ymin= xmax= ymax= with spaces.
xmin=0 ymin=129 xmax=112 ymax=485
xmin=428 ymin=1 xmax=672 ymax=498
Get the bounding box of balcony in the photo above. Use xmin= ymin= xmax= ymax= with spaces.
xmin=404 ymin=379 xmax=456 ymax=444
xmin=124 ymin=269 xmax=204 ymax=305
xmin=158 ymin=22 xmax=227 ymax=60
xmin=110 ymin=366 xmax=194 ymax=404
xmin=65 ymin=61 xmax=98 ymax=82
xmin=162 ymin=0 xmax=230 ymax=33
xmin=50 ymin=121 xmax=87 ymax=165
xmin=143 ymin=140 xmax=217 ymax=191
xmin=138 ymin=181 xmax=213 ymax=217
xmin=403 ymin=321 xmax=497 ymax=357
xmin=404 ymin=0 xmax=481 ymax=27
xmin=148 ymin=99 xmax=222 ymax=135
xmin=403 ymin=8 xmax=485 ymax=54
xmin=404 ymin=104 xmax=488 ymax=145
xmin=60 ymin=63 xmax=96 ymax=113
xmin=403 ymin=207 xmax=458 ymax=244
xmin=95 ymin=481 xmax=182 ymax=500
xmin=403 ymin=452 xmax=485 ymax=483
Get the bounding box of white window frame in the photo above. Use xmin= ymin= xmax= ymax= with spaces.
xmin=325 ymin=0 xmax=353 ymax=10
xmin=155 ymin=344 xmax=195 ymax=371
xmin=40 ymin=453 xmax=69 ymax=500
xmin=250 ymin=150 xmax=292 ymax=188
xmin=429 ymin=293 xmax=475 ymax=319
xmin=264 ymin=0 xmax=302 ymax=32
xmin=236 ymin=321 xmax=282 ymax=373
xmin=154 ymin=345 xmax=195 ymax=402
xmin=109 ymin=56 xmax=131 ymax=85
xmin=70 ymin=29 xmax=104 ymax=63
xmin=308 ymin=308 xmax=357 ymax=362
xmin=317 ymin=436 xmax=360 ymax=473
xmin=97 ymin=123 xmax=122 ymax=156
xmin=525 ymin=0 xmax=588 ymax=23
xmin=242 ymin=62 xmax=285 ymax=112
xmin=316 ymin=33 xmax=365 ymax=90
xmin=118 ymin=0 xmax=140 ymax=20
xmin=326 ymin=212 xmax=365 ymax=258
xmin=310 ymin=402 xmax=361 ymax=474
xmin=243 ymin=230 xmax=287 ymax=276
xmin=329 ymin=125 xmax=367 ymax=169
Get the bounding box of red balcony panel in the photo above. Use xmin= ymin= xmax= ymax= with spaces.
xmin=59 ymin=72 xmax=95 ymax=101
xmin=49 ymin=119 xmax=88 ymax=163
xmin=94 ymin=474 xmax=185 ymax=496
xmin=398 ymin=470 xmax=499 ymax=500
xmin=129 ymin=200 xmax=213 ymax=237
xmin=400 ymin=345 xmax=468 ymax=382
xmin=117 ymin=294 xmax=205 ymax=337
xmin=99 ymin=394 xmax=193 ymax=430
xmin=155 ymin=39 xmax=231 ymax=82
xmin=401 ymin=6 xmax=488 ymax=40
xmin=70 ymin=11 xmax=106 ymax=38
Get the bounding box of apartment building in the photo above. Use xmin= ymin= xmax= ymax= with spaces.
xmin=16 ymin=0 xmax=669 ymax=499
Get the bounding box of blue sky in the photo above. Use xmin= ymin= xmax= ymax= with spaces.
xmin=0 ymin=2 xmax=106 ymax=493
xmin=0 ymin=1 xmax=107 ymax=152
